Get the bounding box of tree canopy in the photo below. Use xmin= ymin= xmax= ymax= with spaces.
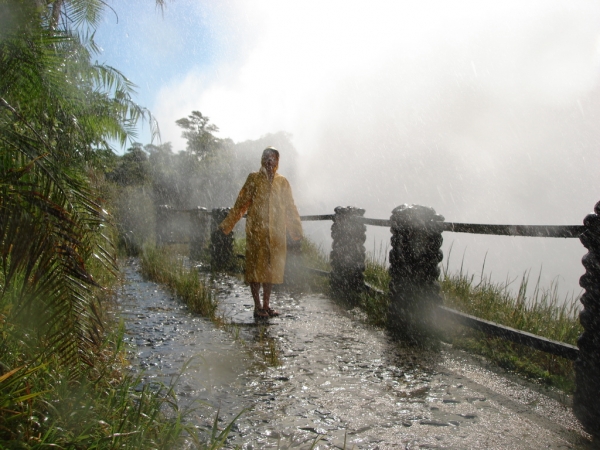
xmin=176 ymin=110 xmax=222 ymax=160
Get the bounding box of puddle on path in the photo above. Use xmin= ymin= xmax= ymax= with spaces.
xmin=117 ymin=260 xmax=593 ymax=449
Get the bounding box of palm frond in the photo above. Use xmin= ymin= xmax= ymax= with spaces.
xmin=65 ymin=0 xmax=105 ymax=30
xmin=0 ymin=0 xmax=165 ymax=369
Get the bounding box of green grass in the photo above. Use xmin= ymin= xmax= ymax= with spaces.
xmin=364 ymin=241 xmax=391 ymax=292
xmin=439 ymin=266 xmax=581 ymax=392
xmin=361 ymin=250 xmax=392 ymax=326
xmin=287 ymin=239 xmax=332 ymax=293
xmin=440 ymin=265 xmax=581 ymax=345
xmin=300 ymin=238 xmax=331 ymax=273
xmin=140 ymin=245 xmax=218 ymax=318
xmin=233 ymin=236 xmax=246 ymax=259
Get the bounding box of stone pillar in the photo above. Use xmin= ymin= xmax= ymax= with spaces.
xmin=574 ymin=201 xmax=600 ymax=438
xmin=155 ymin=205 xmax=171 ymax=246
xmin=210 ymin=208 xmax=234 ymax=271
xmin=388 ymin=204 xmax=444 ymax=341
xmin=189 ymin=207 xmax=210 ymax=260
xmin=329 ymin=206 xmax=367 ymax=303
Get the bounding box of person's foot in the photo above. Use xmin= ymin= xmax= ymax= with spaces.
xmin=264 ymin=307 xmax=280 ymax=317
xmin=253 ymin=308 xmax=269 ymax=319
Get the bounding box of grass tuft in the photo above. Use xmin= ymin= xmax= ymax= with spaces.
xmin=440 ymin=266 xmax=581 ymax=391
xmin=140 ymin=245 xmax=218 ymax=318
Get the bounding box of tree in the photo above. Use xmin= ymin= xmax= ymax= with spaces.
xmin=108 ymin=143 xmax=150 ymax=186
xmin=176 ymin=110 xmax=222 ymax=160
xmin=0 ymin=0 xmax=158 ymax=368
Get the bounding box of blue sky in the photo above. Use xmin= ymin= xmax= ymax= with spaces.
xmin=94 ymin=1 xmax=242 ymax=148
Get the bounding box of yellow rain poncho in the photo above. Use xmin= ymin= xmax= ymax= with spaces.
xmin=219 ymin=166 xmax=303 ymax=284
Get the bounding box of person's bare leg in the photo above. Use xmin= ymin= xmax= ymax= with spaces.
xmin=262 ymin=283 xmax=272 ymax=309
xmin=251 ymin=283 xmax=269 ymax=318
xmin=250 ymin=282 xmax=261 ymax=309
xmin=262 ymin=283 xmax=279 ymax=316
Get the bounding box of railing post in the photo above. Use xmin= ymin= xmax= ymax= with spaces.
xmin=329 ymin=206 xmax=366 ymax=303
xmin=388 ymin=204 xmax=444 ymax=341
xmin=189 ymin=207 xmax=210 ymax=260
xmin=155 ymin=205 xmax=171 ymax=246
xmin=210 ymin=208 xmax=234 ymax=271
xmin=574 ymin=201 xmax=600 ymax=438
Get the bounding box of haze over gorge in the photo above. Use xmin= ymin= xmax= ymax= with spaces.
xmin=98 ymin=0 xmax=600 ymax=298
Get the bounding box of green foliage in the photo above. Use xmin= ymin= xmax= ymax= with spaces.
xmin=294 ymin=239 xmax=331 ymax=292
xmin=171 ymin=112 xmax=237 ymax=209
xmin=300 ymin=239 xmax=331 ymax=272
xmin=0 ymin=0 xmax=161 ymax=367
xmin=107 ymin=143 xmax=151 ymax=186
xmin=358 ymin=290 xmax=389 ymax=327
xmin=146 ymin=142 xmax=180 ymax=206
xmin=106 ymin=119 xmax=297 ymax=214
xmin=232 ymin=131 xmax=301 ymax=186
xmin=364 ymin=251 xmax=391 ymax=292
xmin=0 ymin=2 xmax=215 ymax=448
xmin=440 ymin=269 xmax=582 ymax=346
xmin=104 ymin=117 xmax=305 ymax=271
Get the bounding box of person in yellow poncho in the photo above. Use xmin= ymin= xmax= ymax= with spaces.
xmin=219 ymin=147 xmax=303 ymax=319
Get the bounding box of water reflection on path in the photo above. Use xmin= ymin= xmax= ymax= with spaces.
xmin=117 ymin=260 xmax=591 ymax=449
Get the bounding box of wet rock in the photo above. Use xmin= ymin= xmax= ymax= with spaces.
xmin=420 ymin=420 xmax=450 ymax=426
xmin=261 ymin=429 xmax=281 ymax=439
xmin=298 ymin=426 xmax=319 ymax=433
xmin=466 ymin=397 xmax=486 ymax=403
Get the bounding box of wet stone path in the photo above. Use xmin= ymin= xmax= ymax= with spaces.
xmin=116 ymin=260 xmax=593 ymax=449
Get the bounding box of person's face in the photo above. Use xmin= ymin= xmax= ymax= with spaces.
xmin=262 ymin=153 xmax=279 ymax=174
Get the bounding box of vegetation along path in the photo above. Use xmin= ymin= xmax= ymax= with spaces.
xmin=118 ymin=259 xmax=592 ymax=449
